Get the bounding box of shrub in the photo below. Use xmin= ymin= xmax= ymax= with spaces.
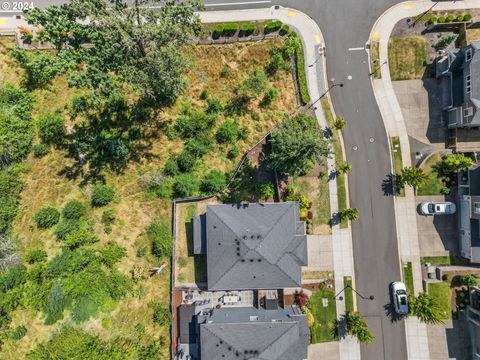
xmin=227 ymin=145 xmax=240 ymax=160
xmin=267 ymin=51 xmax=285 ymax=75
xmin=54 ymin=219 xmax=81 ymax=240
xmin=101 ymin=209 xmax=116 ymax=225
xmin=261 ymin=88 xmax=278 ymax=107
xmin=62 ymin=199 xmax=86 ymax=220
xmin=334 ymin=117 xmax=346 ymax=130
xmin=220 ymin=64 xmax=231 ymax=77
xmin=216 ymin=118 xmax=240 ymax=144
xmin=148 ymin=300 xmax=170 ymax=326
xmin=176 ymin=151 xmax=197 ymax=172
xmin=294 ymin=36 xmax=311 ymax=105
xmin=446 ymin=15 xmax=455 ymax=22
xmin=437 ymin=16 xmax=446 ymax=23
xmin=206 ymin=97 xmax=224 ymax=113
xmin=460 ymin=274 xmax=478 ymax=287
xmin=428 ymin=16 xmax=438 ymax=24
xmin=456 ymin=14 xmax=464 ymax=22
xmin=24 ymin=249 xmax=47 ymax=264
xmin=173 ymin=173 xmax=199 ymax=198
xmin=37 ymin=110 xmax=66 ymax=145
xmin=280 ymin=24 xmax=290 ymax=35
xmin=175 ymin=111 xmax=217 ymax=139
xmin=465 ymin=14 xmax=473 ymax=21
xmin=164 ymin=158 xmax=179 ymax=176
xmin=32 ymin=143 xmax=49 ymax=158
xmin=264 ymin=20 xmax=282 ymax=34
xmin=241 ymin=68 xmax=268 ymax=97
xmin=10 ymin=325 xmax=27 ymax=341
xmin=213 ymin=24 xmax=224 ymax=39
xmin=148 ymin=221 xmax=173 ymax=258
xmin=239 ymin=23 xmax=256 ymax=36
xmin=64 ymin=225 xmax=98 ymax=249
xmin=34 ymin=207 xmax=60 ymax=229
xmin=184 ymin=136 xmax=212 ymax=158
xmin=256 ymin=182 xmax=275 ymax=200
xmin=222 ymin=23 xmax=239 ymax=37
xmin=100 ymin=241 xmax=126 ymax=267
xmin=91 ymin=185 xmax=115 ymax=207
xmin=201 ymin=170 xmax=227 ymax=194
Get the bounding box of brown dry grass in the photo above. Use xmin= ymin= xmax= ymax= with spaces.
xmin=467 ymin=29 xmax=480 ymax=43
xmin=388 ymin=36 xmax=428 ymax=81
xmin=0 ymin=36 xmax=22 ymax=85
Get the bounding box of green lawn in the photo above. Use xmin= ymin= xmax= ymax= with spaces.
xmin=321 ymin=98 xmax=347 ymax=228
xmin=417 ymin=154 xmax=443 ymax=196
xmin=344 ymin=277 xmax=354 ymax=312
xmin=308 ymin=286 xmax=338 ymax=343
xmin=421 ymin=256 xmax=452 ymax=266
xmin=293 ymin=177 xmax=330 ymax=234
xmin=391 ymin=136 xmax=405 ymax=197
xmin=403 ymin=262 xmax=414 ymax=294
xmin=388 ymin=36 xmax=428 ymax=81
xmin=428 ymin=282 xmax=452 ymax=319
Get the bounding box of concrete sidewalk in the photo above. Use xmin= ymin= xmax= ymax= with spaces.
xmin=370 ymin=1 xmax=480 ymax=358
xmin=202 ymin=7 xmax=360 ymax=360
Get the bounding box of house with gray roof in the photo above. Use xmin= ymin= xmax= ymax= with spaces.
xmin=436 ymin=41 xmax=480 ymax=129
xmin=192 ymin=202 xmax=308 ymax=290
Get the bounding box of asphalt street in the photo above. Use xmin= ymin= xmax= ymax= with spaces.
xmin=0 ymin=0 xmax=410 ymax=359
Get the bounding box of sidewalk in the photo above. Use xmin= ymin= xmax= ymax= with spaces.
xmin=370 ymin=1 xmax=480 ymax=359
xmin=201 ymin=7 xmax=360 ymax=360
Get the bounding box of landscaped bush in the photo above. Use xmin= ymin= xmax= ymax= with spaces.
xmin=446 ymin=15 xmax=455 ymax=22
xmin=293 ymin=34 xmax=311 ymax=105
xmin=465 ymin=14 xmax=473 ymax=21
xmin=34 ymin=207 xmax=60 ymax=229
xmin=201 ymin=170 xmax=227 ymax=194
xmin=456 ymin=14 xmax=464 ymax=22
xmin=437 ymin=16 xmax=446 ymax=23
xmin=24 ymin=249 xmax=47 ymax=264
xmin=37 ymin=110 xmax=66 ymax=145
xmin=216 ymin=118 xmax=240 ymax=144
xmin=222 ymin=23 xmax=239 ymax=36
xmin=32 ymin=143 xmax=50 ymax=158
xmin=213 ymin=24 xmax=224 ymax=39
xmin=173 ymin=173 xmax=199 ymax=198
xmin=264 ymin=20 xmax=282 ymax=34
xmin=148 ymin=300 xmax=170 ymax=326
xmin=164 ymin=158 xmax=179 ymax=176
xmin=428 ymin=16 xmax=438 ymax=24
xmin=460 ymin=274 xmax=478 ymax=287
xmin=148 ymin=220 xmax=173 ymax=258
xmin=62 ymin=199 xmax=86 ymax=220
xmin=280 ymin=24 xmax=290 ymax=35
xmin=239 ymin=23 xmax=256 ymax=36
xmin=91 ymin=185 xmax=115 ymax=207
xmin=255 ymin=182 xmax=275 ymax=200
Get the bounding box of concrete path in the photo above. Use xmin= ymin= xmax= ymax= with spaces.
xmin=370 ymin=1 xmax=480 ymax=359
xmin=201 ymin=7 xmax=360 ymax=360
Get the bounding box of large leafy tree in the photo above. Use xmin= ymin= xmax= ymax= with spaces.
xmin=23 ymin=0 xmax=202 ymax=104
xmin=397 ymin=166 xmax=427 ymax=191
xmin=409 ymin=292 xmax=444 ymax=325
xmin=441 ymin=153 xmax=474 ymax=172
xmin=345 ymin=311 xmax=375 ymax=344
xmin=267 ymin=113 xmax=330 ymax=176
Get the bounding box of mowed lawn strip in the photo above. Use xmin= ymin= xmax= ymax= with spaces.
xmin=428 ymin=282 xmax=451 ymax=319
xmin=388 ymin=35 xmax=428 ymax=81
xmin=308 ymin=286 xmax=338 ymax=343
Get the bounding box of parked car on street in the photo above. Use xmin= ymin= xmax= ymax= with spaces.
xmin=419 ymin=201 xmax=456 ymax=215
xmin=391 ymin=281 xmax=409 ymax=315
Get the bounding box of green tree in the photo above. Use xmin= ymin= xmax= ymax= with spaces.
xmin=173 ymin=173 xmax=199 ymax=198
xmin=442 ymin=153 xmax=474 ymax=172
xmin=25 ymin=0 xmax=202 ymax=105
xmin=62 ymin=199 xmax=86 ymax=220
xmin=398 ymin=166 xmax=427 ymax=191
xmin=34 ymin=207 xmax=60 ymax=229
xmin=345 ymin=311 xmax=375 ymax=344
xmin=334 ymin=117 xmax=346 ymax=130
xmin=266 ymin=114 xmax=330 ymax=176
xmin=201 ymin=170 xmax=227 ymax=194
xmin=256 ymin=182 xmax=275 ymax=200
xmin=339 ymin=208 xmax=360 ymax=222
xmin=241 ymin=68 xmax=268 ymax=98
xmin=37 ymin=110 xmax=66 ymax=145
xmin=337 ymin=162 xmax=352 ymax=174
xmin=91 ymin=185 xmax=115 ymax=207
xmin=460 ymin=274 xmax=478 ymax=287
xmin=409 ymin=292 xmax=444 ymax=325
xmin=216 ymin=118 xmax=240 ymax=144
xmin=24 ymin=249 xmax=47 ymax=264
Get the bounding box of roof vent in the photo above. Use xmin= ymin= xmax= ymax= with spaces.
xmin=257 ymin=235 xmax=261 ymax=239
xmin=243 ymin=235 xmax=247 ymax=240
xmin=258 ymin=259 xmax=262 ymax=262
xmin=218 ymin=242 xmax=221 ymax=245
xmin=241 ymin=259 xmax=245 ymax=262
xmin=249 ymin=259 xmax=254 ymax=262
xmin=237 ymin=252 xmax=240 ymax=256
xmin=251 ymin=235 xmax=255 ymax=239
xmin=236 ymin=247 xmax=240 ymax=251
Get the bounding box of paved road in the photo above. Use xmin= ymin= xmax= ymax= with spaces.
xmin=0 ymin=0 xmax=409 ymax=358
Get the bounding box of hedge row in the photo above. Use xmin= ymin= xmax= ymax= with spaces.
xmin=428 ymin=13 xmax=472 ymax=24
xmin=294 ymin=35 xmax=311 ymax=105
xmin=213 ymin=23 xmax=258 ymax=38
xmin=264 ymin=20 xmax=282 ymax=34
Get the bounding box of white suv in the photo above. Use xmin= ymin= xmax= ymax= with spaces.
xmin=391 ymin=282 xmax=408 ymax=315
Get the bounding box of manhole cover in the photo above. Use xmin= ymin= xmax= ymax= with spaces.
xmin=369 ymin=137 xmax=375 ymax=143
xmin=352 ymin=145 xmax=358 ymax=151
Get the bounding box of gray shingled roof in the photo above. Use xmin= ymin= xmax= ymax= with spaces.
xmin=199 ymin=307 xmax=309 ymax=360
xmin=205 ymin=202 xmax=307 ymax=290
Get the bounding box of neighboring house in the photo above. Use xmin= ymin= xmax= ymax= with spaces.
xmin=467 ymin=286 xmax=480 ymax=359
xmin=458 ymin=166 xmax=480 ymax=263
xmin=176 ymin=201 xmax=309 ymax=360
xmin=436 ymin=41 xmax=480 ymax=129
xmin=193 ymin=202 xmax=308 ymax=290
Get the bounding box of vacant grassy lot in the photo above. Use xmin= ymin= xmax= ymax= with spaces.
xmin=321 ymin=98 xmax=347 ymax=228
xmin=0 ymin=37 xmax=297 ymax=358
xmin=417 ymin=153 xmax=443 ymax=196
xmin=388 ymin=36 xmax=428 ymax=81
xmin=428 ymin=282 xmax=452 ymax=319
xmin=308 ymin=286 xmax=337 ymax=343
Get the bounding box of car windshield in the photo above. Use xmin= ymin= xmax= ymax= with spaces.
xmin=400 ymin=296 xmax=407 ymax=305
xmin=397 ymin=289 xmax=406 ymax=295
xmin=428 ymin=204 xmax=435 ymax=213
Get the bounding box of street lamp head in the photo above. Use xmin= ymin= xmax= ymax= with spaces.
xmin=369 ymin=295 xmax=375 ymax=300
xmin=338 ymin=83 xmax=344 ymax=87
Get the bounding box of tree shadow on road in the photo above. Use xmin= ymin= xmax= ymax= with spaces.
xmin=382 ymin=173 xmax=400 ymax=196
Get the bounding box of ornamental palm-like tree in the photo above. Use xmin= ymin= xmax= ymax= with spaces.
xmin=345 ymin=311 xmax=375 ymax=344
xmin=397 ymin=166 xmax=427 ymax=192
xmin=409 ymin=292 xmax=445 ymax=325
xmin=339 ymin=208 xmax=360 ymax=222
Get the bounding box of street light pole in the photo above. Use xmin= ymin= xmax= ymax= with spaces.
xmin=411 ymin=2 xmax=438 ymax=27
xmin=307 ymin=83 xmax=344 ymax=111
xmin=334 ymin=284 xmax=375 ymax=301
xmin=369 ymin=60 xmax=387 ymax=77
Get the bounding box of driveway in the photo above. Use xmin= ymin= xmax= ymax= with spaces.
xmin=415 ymin=195 xmax=458 ymax=257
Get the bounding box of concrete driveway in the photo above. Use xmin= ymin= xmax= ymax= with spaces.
xmin=415 ymin=195 xmax=458 ymax=257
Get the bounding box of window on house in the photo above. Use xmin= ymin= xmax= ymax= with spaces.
xmin=474 ymin=202 xmax=480 ymax=215
xmin=467 ymin=49 xmax=473 ymax=61
xmin=465 ymin=107 xmax=474 ymax=117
